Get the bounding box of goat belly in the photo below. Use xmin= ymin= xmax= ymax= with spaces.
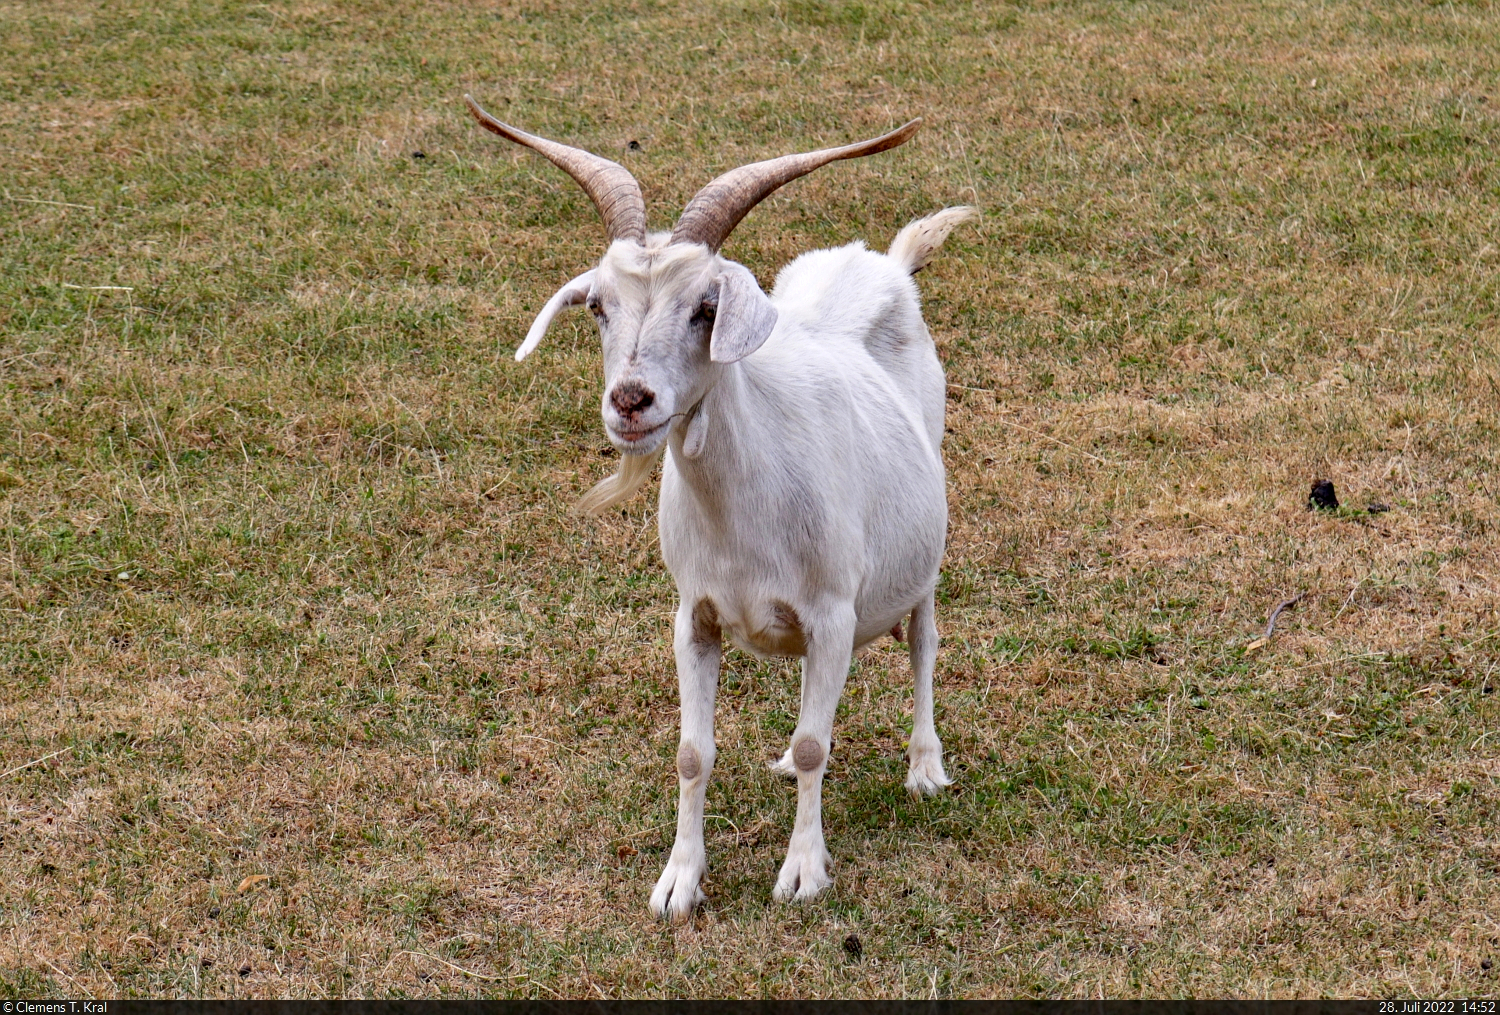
xmin=724 ymin=599 xmax=809 ymax=658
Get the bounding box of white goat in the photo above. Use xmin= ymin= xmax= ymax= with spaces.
xmin=467 ymin=96 xmax=976 ymax=921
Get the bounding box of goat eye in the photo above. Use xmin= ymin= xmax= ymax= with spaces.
xmin=695 ymin=303 xmax=716 ymax=323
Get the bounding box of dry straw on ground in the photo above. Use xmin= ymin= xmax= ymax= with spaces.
xmin=2 ymin=0 xmax=1499 ymax=999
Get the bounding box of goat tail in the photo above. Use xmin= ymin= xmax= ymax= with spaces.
xmin=575 ymin=444 xmax=665 ymax=515
xmin=887 ymin=206 xmax=980 ymax=275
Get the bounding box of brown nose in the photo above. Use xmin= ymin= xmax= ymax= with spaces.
xmin=610 ymin=380 xmax=655 ymax=417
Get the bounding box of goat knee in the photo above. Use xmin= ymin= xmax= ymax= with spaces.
xmin=792 ymin=738 xmax=824 ymax=773
xmin=677 ymin=742 xmax=706 ymax=782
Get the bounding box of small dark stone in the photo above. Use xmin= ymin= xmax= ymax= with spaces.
xmin=627 ymin=139 xmax=642 ymax=151
xmin=1484 ymin=959 xmax=1494 ymax=970
xmin=1308 ymin=479 xmax=1339 ymax=511
xmin=1485 ymin=685 xmax=1495 ymax=695
xmin=201 ymin=958 xmax=214 ymax=969
xmin=412 ymin=151 xmax=425 ymax=159
xmin=843 ymin=933 xmax=863 ymax=959
xmin=238 ymin=964 xmax=251 ymax=978
xmin=1367 ymin=502 xmax=1390 ymax=514
xmin=208 ymin=906 xmax=221 ymax=918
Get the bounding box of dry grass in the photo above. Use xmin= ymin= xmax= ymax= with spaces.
xmin=3 ymin=0 xmax=1500 ymax=998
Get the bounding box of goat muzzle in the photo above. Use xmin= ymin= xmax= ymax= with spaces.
xmin=610 ymin=380 xmax=656 ymax=418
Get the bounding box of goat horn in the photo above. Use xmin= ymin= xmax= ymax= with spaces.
xmin=670 ymin=118 xmax=922 ymax=251
xmin=465 ymin=94 xmax=647 ymax=244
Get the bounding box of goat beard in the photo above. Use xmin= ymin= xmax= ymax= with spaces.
xmin=576 ymin=444 xmax=666 ymax=515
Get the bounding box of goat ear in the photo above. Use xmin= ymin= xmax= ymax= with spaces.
xmin=709 ymin=264 xmax=778 ymax=364
xmin=515 ymin=269 xmax=597 ymax=361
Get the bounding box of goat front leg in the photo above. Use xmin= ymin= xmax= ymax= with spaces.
xmin=649 ymin=598 xmax=721 ymax=923
xmin=773 ymin=604 xmax=855 ymax=903
xmin=905 ymin=589 xmax=952 ymax=796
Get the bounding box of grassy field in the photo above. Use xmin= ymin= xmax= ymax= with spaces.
xmin=3 ymin=0 xmax=1500 ymax=998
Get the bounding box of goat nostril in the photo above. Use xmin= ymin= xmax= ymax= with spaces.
xmin=611 ymin=381 xmax=655 ymax=416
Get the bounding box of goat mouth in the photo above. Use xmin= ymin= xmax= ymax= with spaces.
xmin=609 ymin=419 xmax=669 ymax=447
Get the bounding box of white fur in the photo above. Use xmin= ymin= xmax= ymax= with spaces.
xmin=886 ymin=205 xmax=980 ymax=275
xmin=518 ymin=210 xmax=975 ymax=922
xmin=515 ymin=269 xmax=594 ymax=361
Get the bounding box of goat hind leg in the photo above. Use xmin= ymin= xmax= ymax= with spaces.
xmin=649 ymin=601 xmax=720 ymax=923
xmin=767 ymin=660 xmax=803 ymax=780
xmin=905 ymin=590 xmax=952 ymax=796
xmin=768 ymin=748 xmax=798 ymax=779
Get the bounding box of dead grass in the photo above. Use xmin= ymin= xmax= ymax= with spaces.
xmin=3 ymin=0 xmax=1500 ymax=998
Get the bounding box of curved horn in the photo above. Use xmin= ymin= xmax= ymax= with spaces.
xmin=465 ymin=94 xmax=647 ymax=244
xmin=670 ymin=117 xmax=922 ymax=251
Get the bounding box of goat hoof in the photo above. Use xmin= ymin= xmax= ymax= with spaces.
xmin=767 ymin=750 xmax=797 ymax=780
xmin=773 ymin=843 xmax=833 ymax=902
xmin=904 ymin=745 xmax=952 ymax=797
xmin=649 ymin=854 xmax=706 ymax=923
